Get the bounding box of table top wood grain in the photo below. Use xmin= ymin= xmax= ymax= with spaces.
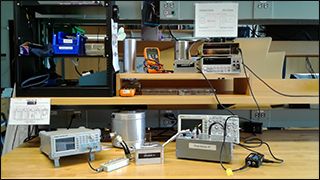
xmin=1 ymin=129 xmax=319 ymax=179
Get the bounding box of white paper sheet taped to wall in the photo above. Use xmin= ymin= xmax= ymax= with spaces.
xmin=8 ymin=98 xmax=51 ymax=125
xmin=194 ymin=2 xmax=238 ymax=38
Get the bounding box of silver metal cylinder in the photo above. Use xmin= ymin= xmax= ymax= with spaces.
xmin=111 ymin=111 xmax=145 ymax=148
xmin=175 ymin=41 xmax=189 ymax=60
xmin=124 ymin=39 xmax=136 ymax=72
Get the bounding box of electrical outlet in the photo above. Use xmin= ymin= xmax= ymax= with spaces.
xmin=253 ymin=1 xmax=274 ymax=19
xmin=159 ymin=110 xmax=178 ymax=128
xmin=251 ymin=110 xmax=270 ymax=122
xmin=160 ymin=1 xmax=180 ymax=19
xmin=72 ymin=110 xmax=82 ymax=119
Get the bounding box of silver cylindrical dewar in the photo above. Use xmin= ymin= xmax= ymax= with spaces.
xmin=175 ymin=41 xmax=189 ymax=60
xmin=111 ymin=111 xmax=145 ymax=148
xmin=124 ymin=39 xmax=136 ymax=72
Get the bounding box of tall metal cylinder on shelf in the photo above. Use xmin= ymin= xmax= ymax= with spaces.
xmin=175 ymin=40 xmax=189 ymax=60
xmin=123 ymin=39 xmax=136 ymax=72
xmin=111 ymin=111 xmax=145 ymax=148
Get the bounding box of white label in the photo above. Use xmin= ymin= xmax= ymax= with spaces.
xmin=8 ymin=98 xmax=51 ymax=125
xmin=63 ymin=39 xmax=73 ymax=44
xmin=194 ymin=2 xmax=238 ymax=38
xmin=189 ymin=143 xmax=216 ymax=151
xmin=122 ymin=89 xmax=130 ymax=94
xmin=59 ymin=46 xmax=73 ymax=50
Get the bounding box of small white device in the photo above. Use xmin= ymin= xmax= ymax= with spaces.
xmin=100 ymin=157 xmax=130 ymax=172
xmin=135 ymin=142 xmax=164 ymax=165
xmin=39 ymin=127 xmax=101 ymax=167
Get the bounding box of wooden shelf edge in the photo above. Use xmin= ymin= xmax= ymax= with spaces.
xmin=117 ymin=73 xmax=247 ymax=80
xmin=45 ymin=95 xmax=319 ymax=106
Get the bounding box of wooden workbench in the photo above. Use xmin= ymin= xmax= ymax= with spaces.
xmin=1 ymin=130 xmax=319 ymax=179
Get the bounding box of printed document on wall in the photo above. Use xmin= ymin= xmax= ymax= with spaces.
xmin=8 ymin=98 xmax=51 ymax=125
xmin=111 ymin=19 xmax=120 ymax=72
xmin=194 ymin=2 xmax=238 ymax=38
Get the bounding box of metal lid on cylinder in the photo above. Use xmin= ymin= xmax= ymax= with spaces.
xmin=111 ymin=111 xmax=145 ymax=149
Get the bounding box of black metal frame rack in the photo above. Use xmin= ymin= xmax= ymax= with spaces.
xmin=14 ymin=1 xmax=116 ymax=97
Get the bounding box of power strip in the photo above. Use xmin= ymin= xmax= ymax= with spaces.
xmin=100 ymin=158 xmax=129 ymax=172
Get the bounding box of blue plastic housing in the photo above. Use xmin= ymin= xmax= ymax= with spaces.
xmin=52 ymin=32 xmax=86 ymax=55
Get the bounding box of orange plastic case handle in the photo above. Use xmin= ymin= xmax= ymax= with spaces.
xmin=119 ymin=88 xmax=136 ymax=97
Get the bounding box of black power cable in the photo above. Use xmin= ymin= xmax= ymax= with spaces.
xmin=195 ymin=123 xmax=202 ymax=135
xmin=11 ymin=126 xmax=19 ymax=150
xmin=198 ymin=67 xmax=257 ymax=125
xmin=197 ymin=68 xmax=235 ymax=116
xmin=120 ymin=141 xmax=131 ymax=159
xmin=74 ymin=58 xmax=82 ymax=76
xmin=248 ymin=25 xmax=261 ymax=38
xmin=241 ymin=61 xmax=318 ymax=98
xmin=198 ymin=47 xmax=257 ymax=116
xmin=67 ymin=113 xmax=77 ymax=129
xmin=238 ymin=137 xmax=284 ymax=164
xmin=87 ymin=148 xmax=102 ymax=172
xmin=219 ymin=116 xmax=284 ymax=174
xmin=208 ymin=122 xmax=224 ymax=136
xmin=197 ymin=53 xmax=270 ymax=143
xmin=23 ymin=125 xmax=37 ymax=143
xmin=167 ymin=25 xmax=178 ymax=41
xmin=198 ymin=65 xmax=260 ymax=140
xmin=305 ymin=57 xmax=316 ymax=79
xmin=236 ymin=143 xmax=283 ymax=164
xmin=238 ymin=48 xmax=318 ymax=98
xmin=237 ymin=47 xmax=261 ymax=121
xmin=219 ymin=116 xmax=249 ymax=173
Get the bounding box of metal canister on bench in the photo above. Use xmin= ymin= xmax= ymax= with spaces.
xmin=111 ymin=111 xmax=145 ymax=149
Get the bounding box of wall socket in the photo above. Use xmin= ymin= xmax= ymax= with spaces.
xmin=253 ymin=1 xmax=274 ymax=19
xmin=251 ymin=110 xmax=271 ymax=122
xmin=159 ymin=110 xmax=179 ymax=128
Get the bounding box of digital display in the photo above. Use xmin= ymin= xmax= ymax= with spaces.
xmin=55 ymin=137 xmax=75 ymax=152
xmin=203 ymin=58 xmax=231 ymax=65
xmin=147 ymin=48 xmax=159 ymax=60
xmin=180 ymin=119 xmax=203 ymax=131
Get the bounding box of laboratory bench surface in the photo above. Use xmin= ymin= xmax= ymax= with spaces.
xmin=1 ymin=129 xmax=319 ymax=179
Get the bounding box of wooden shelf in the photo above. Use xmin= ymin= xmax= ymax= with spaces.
xmin=116 ymin=73 xmax=249 ymax=96
xmin=13 ymin=76 xmax=316 ymax=107
xmin=117 ymin=73 xmax=247 ymax=80
xmin=44 ymin=95 xmax=319 ymax=105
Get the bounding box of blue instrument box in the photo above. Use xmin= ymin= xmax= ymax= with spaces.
xmin=52 ymin=32 xmax=86 ymax=55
